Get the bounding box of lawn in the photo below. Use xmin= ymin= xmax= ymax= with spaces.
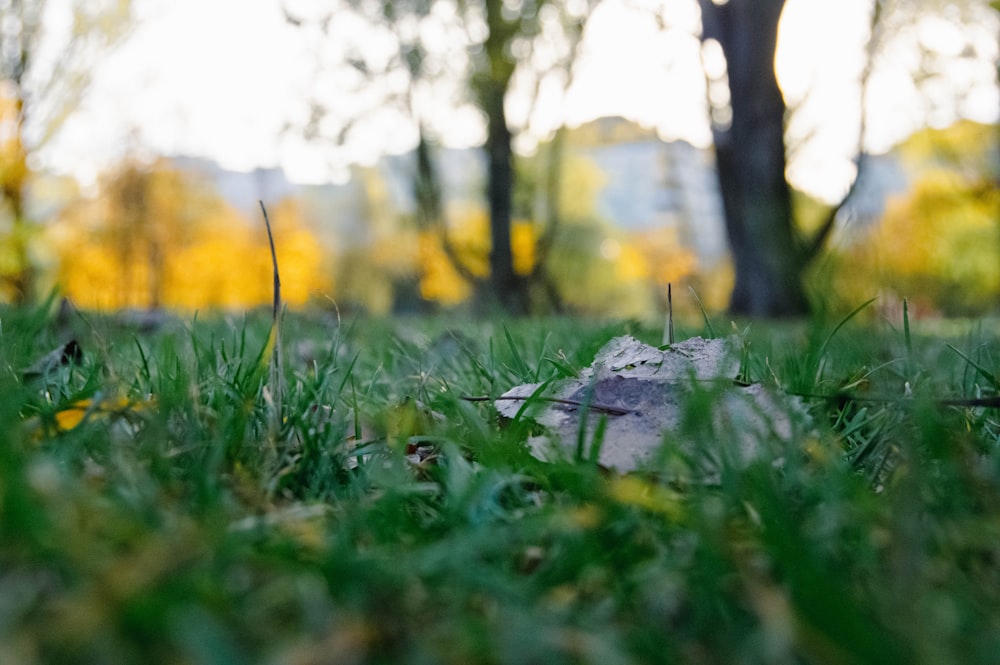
xmin=1 ymin=302 xmax=999 ymax=664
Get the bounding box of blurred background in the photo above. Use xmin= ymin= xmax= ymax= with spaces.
xmin=1 ymin=0 xmax=997 ymax=318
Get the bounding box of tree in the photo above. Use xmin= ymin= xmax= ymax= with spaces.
xmin=699 ymin=0 xmax=820 ymax=316
xmin=51 ymin=159 xmax=332 ymax=310
xmin=826 ymin=122 xmax=1000 ymax=315
xmin=0 ymin=0 xmax=132 ymax=304
xmin=697 ymin=0 xmax=997 ymax=316
xmin=474 ymin=0 xmax=526 ymax=312
xmin=284 ymin=0 xmax=595 ymax=313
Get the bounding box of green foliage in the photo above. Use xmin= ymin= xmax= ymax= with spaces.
xmin=2 ymin=302 xmax=1000 ymax=664
xmin=822 ymin=121 xmax=1000 ymax=316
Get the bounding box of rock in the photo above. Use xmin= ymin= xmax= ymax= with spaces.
xmin=496 ymin=335 xmax=811 ymax=477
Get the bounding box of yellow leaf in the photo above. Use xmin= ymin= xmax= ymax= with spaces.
xmin=50 ymin=395 xmax=143 ymax=433
xmin=53 ymin=399 xmax=92 ymax=432
xmin=607 ymin=476 xmax=685 ymax=521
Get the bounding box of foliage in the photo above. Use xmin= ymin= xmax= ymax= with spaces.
xmin=519 ymin=134 xmax=700 ymax=317
xmin=1 ymin=302 xmax=999 ymax=664
xmin=334 ymin=141 xmax=703 ymax=317
xmin=824 ymin=121 xmax=1000 ymax=316
xmin=0 ymin=83 xmax=32 ymax=302
xmin=48 ymin=161 xmax=333 ymax=310
xmin=0 ymin=89 xmax=29 ymax=203
xmin=697 ymin=0 xmax=999 ymax=315
xmin=631 ymin=226 xmax=699 ymax=291
xmin=870 ymin=171 xmax=998 ymax=313
xmin=514 ymin=134 xmax=609 ymax=224
xmin=900 ymin=120 xmax=1000 ymax=178
xmin=0 ymin=0 xmax=133 ymax=304
xmin=285 ymin=0 xmax=599 ymax=313
xmin=415 ymin=208 xmax=536 ymax=305
xmin=37 ymin=145 xmax=698 ymax=319
xmin=326 ymin=165 xmax=421 ymax=314
xmin=412 ymin=206 xmax=698 ymax=317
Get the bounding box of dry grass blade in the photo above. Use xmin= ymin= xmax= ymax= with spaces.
xmin=259 ymin=201 xmax=283 ymax=419
xmin=662 ymin=283 xmax=674 ymax=346
xmin=461 ymin=394 xmax=635 ymax=416
xmin=260 ymin=201 xmax=281 ymax=323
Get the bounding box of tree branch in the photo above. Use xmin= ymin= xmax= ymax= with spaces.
xmin=413 ymin=127 xmax=482 ymax=285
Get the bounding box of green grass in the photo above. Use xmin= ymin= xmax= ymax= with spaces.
xmin=1 ymin=303 xmax=999 ymax=664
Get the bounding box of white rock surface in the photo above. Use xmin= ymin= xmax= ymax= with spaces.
xmin=497 ymin=336 xmax=811 ymax=476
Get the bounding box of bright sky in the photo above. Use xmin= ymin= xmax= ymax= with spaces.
xmin=35 ymin=0 xmax=1000 ymax=202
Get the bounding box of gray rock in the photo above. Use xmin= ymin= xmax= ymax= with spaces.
xmin=497 ymin=335 xmax=811 ymax=477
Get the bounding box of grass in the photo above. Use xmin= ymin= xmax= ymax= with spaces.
xmin=1 ymin=302 xmax=999 ymax=664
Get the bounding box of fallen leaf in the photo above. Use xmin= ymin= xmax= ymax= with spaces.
xmin=22 ymin=339 xmax=83 ymax=380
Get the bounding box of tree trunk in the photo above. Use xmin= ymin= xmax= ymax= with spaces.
xmin=481 ymin=79 xmax=529 ymax=314
xmin=474 ymin=0 xmax=531 ymax=315
xmin=700 ymin=0 xmax=809 ymax=316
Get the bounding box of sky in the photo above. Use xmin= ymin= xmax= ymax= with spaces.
xmin=32 ymin=0 xmax=1000 ymax=202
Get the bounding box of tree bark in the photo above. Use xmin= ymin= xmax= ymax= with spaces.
xmin=475 ymin=0 xmax=530 ymax=314
xmin=481 ymin=78 xmax=529 ymax=314
xmin=700 ymin=0 xmax=809 ymax=316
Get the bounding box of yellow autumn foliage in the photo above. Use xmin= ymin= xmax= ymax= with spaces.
xmin=411 ymin=201 xmax=694 ymax=317
xmin=614 ymin=242 xmax=651 ymax=283
xmin=0 ymin=88 xmax=27 ymax=200
xmin=0 ymin=86 xmax=30 ymax=301
xmin=417 ymin=232 xmax=472 ymax=305
xmin=46 ymin=148 xmax=705 ymax=316
xmin=414 ymin=208 xmax=538 ymax=306
xmin=631 ymin=227 xmax=699 ymax=288
xmin=50 ymin=161 xmax=333 ymax=311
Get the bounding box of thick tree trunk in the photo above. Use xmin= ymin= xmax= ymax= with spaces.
xmin=700 ymin=0 xmax=809 ymax=316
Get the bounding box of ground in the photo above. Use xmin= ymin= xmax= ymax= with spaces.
xmin=1 ymin=305 xmax=999 ymax=664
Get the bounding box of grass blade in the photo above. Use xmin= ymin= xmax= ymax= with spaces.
xmin=902 ymin=297 xmax=912 ymax=356
xmin=946 ymin=343 xmax=999 ymax=392
xmin=259 ymin=201 xmax=283 ymax=421
xmin=134 ymin=337 xmax=152 ymax=384
xmin=819 ymin=297 xmax=877 ymax=360
xmin=812 ymin=297 xmax=877 ymax=383
xmin=503 ymin=324 xmax=532 ymax=381
xmin=688 ymin=286 xmax=715 ymax=339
